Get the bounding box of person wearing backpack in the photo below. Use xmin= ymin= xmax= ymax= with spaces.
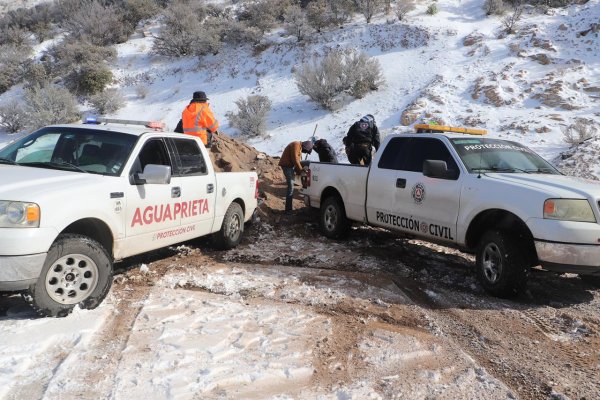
xmin=313 ymin=138 xmax=338 ymax=163
xmin=343 ymin=114 xmax=380 ymax=165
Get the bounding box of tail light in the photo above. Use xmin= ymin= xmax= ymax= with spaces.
xmin=255 ymin=179 xmax=259 ymax=199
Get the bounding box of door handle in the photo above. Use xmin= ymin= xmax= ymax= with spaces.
xmin=207 ymin=184 xmax=214 ymax=194
xmin=171 ymin=186 xmax=181 ymax=198
xmin=396 ymin=178 xmax=406 ymax=188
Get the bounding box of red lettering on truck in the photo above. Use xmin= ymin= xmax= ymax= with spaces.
xmin=131 ymin=199 xmax=210 ymax=227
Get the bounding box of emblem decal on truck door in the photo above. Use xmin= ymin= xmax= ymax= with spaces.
xmin=411 ymin=183 xmax=426 ymax=204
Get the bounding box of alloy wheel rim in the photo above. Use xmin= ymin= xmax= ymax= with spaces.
xmin=228 ymin=213 xmax=241 ymax=240
xmin=324 ymin=205 xmax=337 ymax=232
xmin=45 ymin=254 xmax=99 ymax=305
xmin=482 ymin=243 xmax=502 ymax=283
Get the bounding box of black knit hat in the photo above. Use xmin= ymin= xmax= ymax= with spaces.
xmin=192 ymin=91 xmax=208 ymax=101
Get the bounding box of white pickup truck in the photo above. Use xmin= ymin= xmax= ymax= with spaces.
xmin=301 ymin=124 xmax=600 ymax=297
xmin=0 ymin=118 xmax=258 ymax=316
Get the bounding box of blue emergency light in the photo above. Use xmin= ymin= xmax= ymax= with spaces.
xmin=84 ymin=116 xmax=100 ymax=124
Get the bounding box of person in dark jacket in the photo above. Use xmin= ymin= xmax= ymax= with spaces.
xmin=313 ymin=138 xmax=338 ymax=163
xmin=343 ymin=114 xmax=380 ymax=165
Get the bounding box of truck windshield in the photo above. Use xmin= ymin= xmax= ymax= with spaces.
xmin=449 ymin=138 xmax=560 ymax=174
xmin=0 ymin=127 xmax=137 ymax=176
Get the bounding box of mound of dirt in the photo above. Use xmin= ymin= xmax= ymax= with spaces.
xmin=208 ymin=133 xmax=304 ymax=222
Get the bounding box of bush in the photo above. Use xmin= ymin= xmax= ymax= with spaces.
xmin=355 ymin=0 xmax=385 ymax=23
xmin=295 ymin=49 xmax=384 ymax=110
xmin=0 ymin=44 xmax=32 ymax=93
xmin=135 ymin=84 xmax=149 ymax=99
xmin=344 ymin=51 xmax=384 ymax=98
xmin=61 ymin=0 xmax=131 ymax=46
xmin=426 ymin=3 xmax=439 ymax=15
xmin=394 ymin=1 xmax=415 ymax=21
xmin=283 ymin=5 xmax=311 ymax=41
xmin=89 ymin=88 xmax=126 ymax=115
xmin=153 ymin=1 xmax=214 ymax=57
xmin=483 ymin=0 xmax=505 ymax=16
xmin=24 ymin=85 xmax=81 ymax=129
xmin=237 ymin=0 xmax=293 ymax=34
xmin=122 ymin=0 xmax=162 ymax=28
xmin=43 ymin=40 xmax=116 ymax=94
xmin=562 ymin=119 xmax=598 ymax=145
xmin=0 ymin=26 xmax=33 ymax=47
xmin=502 ymin=5 xmax=523 ymax=34
xmin=304 ymin=0 xmax=356 ymax=31
xmin=226 ymin=95 xmax=272 ymax=138
xmin=66 ymin=63 xmax=113 ymax=96
xmin=0 ymin=100 xmax=28 ymax=133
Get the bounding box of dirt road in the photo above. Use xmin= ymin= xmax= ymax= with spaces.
xmin=1 ymin=212 xmax=598 ymax=399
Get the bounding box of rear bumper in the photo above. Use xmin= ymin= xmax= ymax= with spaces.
xmin=0 ymin=253 xmax=46 ymax=291
xmin=535 ymin=241 xmax=600 ymax=275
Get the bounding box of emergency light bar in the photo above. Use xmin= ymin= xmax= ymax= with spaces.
xmin=414 ymin=124 xmax=487 ymax=135
xmin=84 ymin=116 xmax=166 ymax=130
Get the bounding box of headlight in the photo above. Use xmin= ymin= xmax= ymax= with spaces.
xmin=0 ymin=201 xmax=40 ymax=228
xmin=543 ymin=199 xmax=596 ymax=223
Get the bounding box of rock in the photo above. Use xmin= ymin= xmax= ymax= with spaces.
xmin=463 ymin=32 xmax=484 ymax=47
xmin=529 ymin=53 xmax=552 ymax=65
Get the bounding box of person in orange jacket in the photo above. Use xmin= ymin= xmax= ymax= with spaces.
xmin=278 ymin=140 xmax=313 ymax=213
xmin=174 ymin=91 xmax=219 ymax=147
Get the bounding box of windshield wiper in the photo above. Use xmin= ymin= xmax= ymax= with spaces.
xmin=0 ymin=157 xmax=17 ymax=165
xmin=20 ymin=161 xmax=89 ymax=173
xmin=474 ymin=166 xmax=532 ymax=174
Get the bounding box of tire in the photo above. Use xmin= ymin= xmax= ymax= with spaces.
xmin=580 ymin=274 xmax=600 ymax=287
xmin=320 ymin=196 xmax=350 ymax=239
xmin=212 ymin=202 xmax=244 ymax=250
xmin=24 ymin=234 xmax=113 ymax=318
xmin=476 ymin=230 xmax=529 ymax=298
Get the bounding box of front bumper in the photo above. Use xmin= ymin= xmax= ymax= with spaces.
xmin=0 ymin=253 xmax=46 ymax=291
xmin=535 ymin=241 xmax=600 ymax=275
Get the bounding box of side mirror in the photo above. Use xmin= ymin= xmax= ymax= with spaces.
xmin=133 ymin=164 xmax=171 ymax=185
xmin=423 ymin=160 xmax=459 ymax=180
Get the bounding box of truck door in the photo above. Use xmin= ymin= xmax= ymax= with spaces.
xmin=369 ymin=137 xmax=462 ymax=243
xmin=366 ymin=137 xmax=411 ymax=223
xmin=124 ymin=138 xmax=182 ymax=255
xmin=167 ymin=137 xmax=217 ymax=238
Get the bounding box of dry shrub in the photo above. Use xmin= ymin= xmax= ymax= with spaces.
xmin=24 ymin=85 xmax=81 ymax=129
xmin=295 ymin=49 xmax=384 ymax=110
xmin=89 ymin=88 xmax=126 ymax=115
xmin=483 ymin=0 xmax=505 ymax=16
xmin=0 ymin=100 xmax=28 ymax=133
xmin=562 ymin=119 xmax=599 ymax=145
xmin=394 ymin=1 xmax=415 ymax=21
xmin=226 ymin=95 xmax=272 ymax=138
xmin=61 ymin=0 xmax=132 ymax=46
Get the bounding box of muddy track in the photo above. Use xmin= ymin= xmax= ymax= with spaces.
xmin=215 ymin=221 xmax=600 ymax=399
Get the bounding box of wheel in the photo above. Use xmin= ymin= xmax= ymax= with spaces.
xmin=212 ymin=202 xmax=244 ymax=250
xmin=580 ymin=274 xmax=600 ymax=287
xmin=476 ymin=230 xmax=528 ymax=298
xmin=320 ymin=196 xmax=350 ymax=239
xmin=24 ymin=234 xmax=113 ymax=317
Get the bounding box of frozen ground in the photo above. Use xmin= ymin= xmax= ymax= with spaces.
xmin=1 ymin=217 xmax=599 ymax=399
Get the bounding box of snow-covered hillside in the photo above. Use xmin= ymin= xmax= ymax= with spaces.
xmin=0 ymin=0 xmax=599 ymax=165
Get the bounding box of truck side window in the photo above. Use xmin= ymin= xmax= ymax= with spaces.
xmin=378 ymin=137 xmax=411 ymax=170
xmin=171 ymin=138 xmax=207 ymax=176
xmin=132 ymin=139 xmax=171 ymax=174
xmin=403 ymin=138 xmax=459 ymax=175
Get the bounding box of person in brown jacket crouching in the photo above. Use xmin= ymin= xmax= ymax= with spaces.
xmin=278 ymin=140 xmax=313 ymax=213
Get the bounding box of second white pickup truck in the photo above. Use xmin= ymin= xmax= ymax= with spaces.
xmin=301 ymin=124 xmax=600 ymax=297
xmin=0 ymin=118 xmax=258 ymax=316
